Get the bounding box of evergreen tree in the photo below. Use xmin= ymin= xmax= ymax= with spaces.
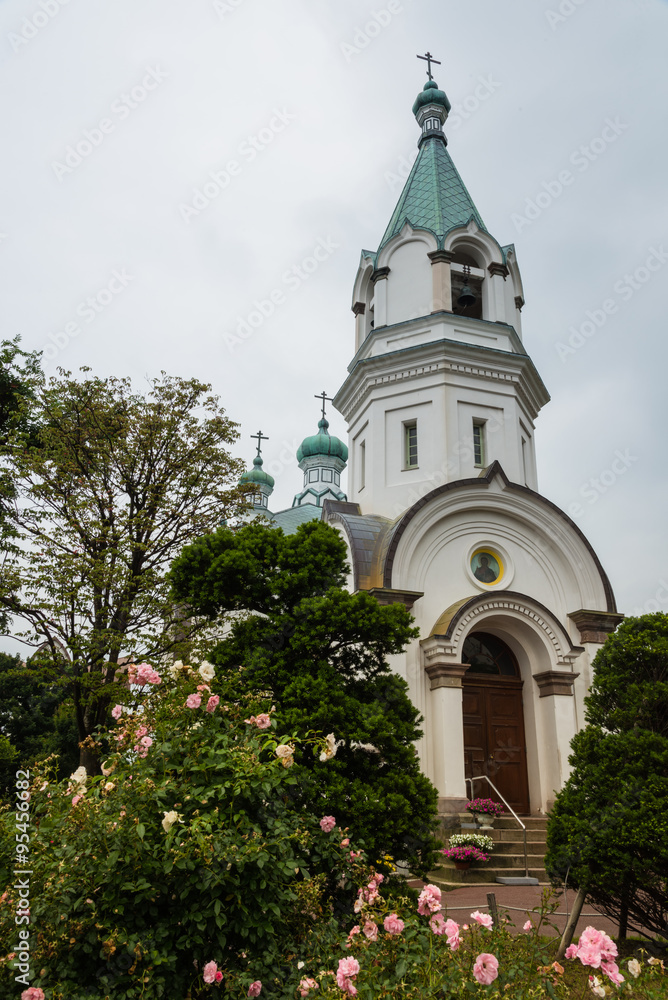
xmin=546 ymin=614 xmax=668 ymax=937
xmin=170 ymin=520 xmax=441 ymax=877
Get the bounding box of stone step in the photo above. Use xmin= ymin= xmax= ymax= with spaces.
xmin=430 ymin=865 xmax=546 ymax=886
xmin=456 ymin=814 xmax=548 ymax=830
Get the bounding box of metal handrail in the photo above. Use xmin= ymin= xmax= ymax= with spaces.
xmin=465 ymin=774 xmax=529 ymax=878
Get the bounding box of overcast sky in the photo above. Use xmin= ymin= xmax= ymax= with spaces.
xmin=2 ymin=0 xmax=667 ymax=649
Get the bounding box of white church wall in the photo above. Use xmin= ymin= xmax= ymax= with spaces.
xmin=385 ymin=239 xmax=433 ymax=326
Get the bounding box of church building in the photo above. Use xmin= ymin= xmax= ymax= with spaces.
xmin=240 ymin=67 xmax=622 ymax=816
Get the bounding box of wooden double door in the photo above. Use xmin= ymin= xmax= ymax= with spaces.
xmin=463 ymin=676 xmax=530 ymax=815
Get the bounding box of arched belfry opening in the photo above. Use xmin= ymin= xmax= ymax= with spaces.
xmin=451 ymin=250 xmax=484 ymax=320
xmin=462 ymin=631 xmax=530 ymax=814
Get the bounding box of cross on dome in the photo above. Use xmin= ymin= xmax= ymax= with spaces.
xmin=250 ymin=429 xmax=269 ymax=458
xmin=417 ymin=50 xmax=441 ymax=81
xmin=314 ymin=391 xmax=334 ymax=421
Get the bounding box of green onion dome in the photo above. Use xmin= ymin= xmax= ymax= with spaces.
xmin=296 ymin=417 xmax=349 ymax=463
xmin=239 ymin=454 xmax=275 ymax=488
xmin=412 ymin=78 xmax=451 ymax=115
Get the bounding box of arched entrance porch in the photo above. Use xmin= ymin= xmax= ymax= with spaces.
xmin=420 ymin=593 xmax=584 ymax=814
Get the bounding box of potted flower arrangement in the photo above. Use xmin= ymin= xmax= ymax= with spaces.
xmin=448 ymin=832 xmax=494 ymax=854
xmin=441 ymin=844 xmax=489 ymax=871
xmin=466 ymin=797 xmax=504 ymax=829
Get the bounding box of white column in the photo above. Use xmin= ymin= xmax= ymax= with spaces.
xmin=428 ymin=250 xmax=454 ymax=313
xmin=487 ymin=263 xmax=510 ymax=323
xmin=422 ymin=637 xmax=468 ymax=806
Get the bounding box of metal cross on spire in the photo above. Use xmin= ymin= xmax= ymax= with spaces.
xmin=417 ymin=51 xmax=441 ymax=80
xmin=250 ymin=429 xmax=269 ymax=458
xmin=314 ymin=391 xmax=334 ymax=420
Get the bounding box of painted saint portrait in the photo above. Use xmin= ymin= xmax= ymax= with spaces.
xmin=471 ymin=550 xmax=501 ymax=584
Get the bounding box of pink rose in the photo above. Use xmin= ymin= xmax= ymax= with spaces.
xmin=215 ymin=971 xmax=223 ymax=983
xmin=340 ymin=838 xmax=350 ymax=847
xmin=298 ymin=977 xmax=319 ymax=996
xmin=602 ymin=962 xmax=625 ymax=985
xmin=417 ymin=883 xmax=442 ymax=915
xmin=111 ymin=704 xmax=123 ymax=720
xmin=445 ymin=918 xmax=461 ymax=951
xmin=336 ymin=957 xmax=360 ymax=995
xmin=72 ymin=795 xmax=82 ymax=807
xmin=523 ymin=919 xmax=533 ymax=931
xmin=471 ymin=910 xmax=493 ymax=929
xmin=135 ymin=725 xmax=148 ymax=738
xmin=254 ymin=713 xmax=271 ymax=729
xmin=383 ymin=913 xmax=404 ymax=935
xmin=577 ymin=945 xmax=603 ymax=969
xmin=320 ymin=816 xmax=336 ymax=833
xmin=21 ymin=989 xmax=45 ymax=1000
xmin=430 ymin=913 xmax=446 ymax=935
xmin=473 ymin=953 xmax=499 ymax=986
xmin=206 ymin=695 xmax=220 ymax=713
xmin=186 ymin=693 xmax=202 ymax=709
xmin=203 ymin=961 xmax=219 ymax=984
xmin=362 ymin=920 xmax=378 ymax=941
xmin=346 ymin=925 xmax=360 ymax=946
xmin=247 ymin=982 xmax=262 ymax=997
xmin=140 ymin=736 xmax=153 ymax=748
xmin=564 ymin=944 xmax=578 ymax=960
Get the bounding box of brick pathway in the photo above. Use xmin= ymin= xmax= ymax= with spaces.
xmin=408 ymin=882 xmax=628 ymax=940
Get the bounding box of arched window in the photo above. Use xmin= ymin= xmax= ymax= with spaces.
xmin=462 ymin=631 xmax=519 ymax=677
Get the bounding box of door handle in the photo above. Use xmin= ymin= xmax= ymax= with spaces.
xmin=488 ymin=753 xmax=494 ymax=761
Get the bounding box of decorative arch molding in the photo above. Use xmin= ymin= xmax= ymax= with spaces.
xmin=376 ymin=223 xmax=438 ymax=269
xmin=443 ymin=220 xmax=505 ymax=270
xmin=382 ymin=461 xmax=617 ymax=612
xmin=427 ymin=591 xmax=584 ymax=668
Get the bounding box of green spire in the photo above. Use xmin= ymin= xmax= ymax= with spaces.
xmin=377 ymin=79 xmax=486 ymax=254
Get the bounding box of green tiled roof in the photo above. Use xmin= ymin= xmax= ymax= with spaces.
xmin=269 ymin=505 xmax=323 ymax=535
xmin=378 ymin=137 xmax=486 ymax=253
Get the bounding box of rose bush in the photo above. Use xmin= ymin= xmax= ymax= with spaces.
xmin=0 ymin=659 xmax=365 ymax=998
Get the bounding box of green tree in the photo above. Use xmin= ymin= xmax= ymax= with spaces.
xmin=0 ymin=370 xmax=247 ymax=773
xmin=0 ymin=650 xmax=79 ymax=798
xmin=170 ymin=520 xmax=441 ymax=878
xmin=546 ymin=614 xmax=668 ymax=937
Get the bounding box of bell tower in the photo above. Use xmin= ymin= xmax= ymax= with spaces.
xmin=334 ymin=63 xmax=549 ymax=521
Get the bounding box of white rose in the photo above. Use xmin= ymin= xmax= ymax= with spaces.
xmin=198 ymin=661 xmax=216 ymax=682
xmin=162 ymin=810 xmax=182 ymax=833
xmin=627 ymin=959 xmax=641 ymax=979
xmin=69 ymin=766 xmax=88 ymax=788
xmin=275 ymin=744 xmax=295 ymax=767
xmin=319 ymin=732 xmax=340 ymax=762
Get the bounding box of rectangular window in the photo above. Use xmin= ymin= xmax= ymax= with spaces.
xmin=404 ymin=422 xmax=418 ymax=469
xmin=322 ymin=469 xmax=332 ymax=482
xmin=309 ymin=469 xmax=319 ymax=483
xmin=359 ymin=441 xmax=366 ymax=491
xmin=473 ymin=421 xmax=486 ymax=467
